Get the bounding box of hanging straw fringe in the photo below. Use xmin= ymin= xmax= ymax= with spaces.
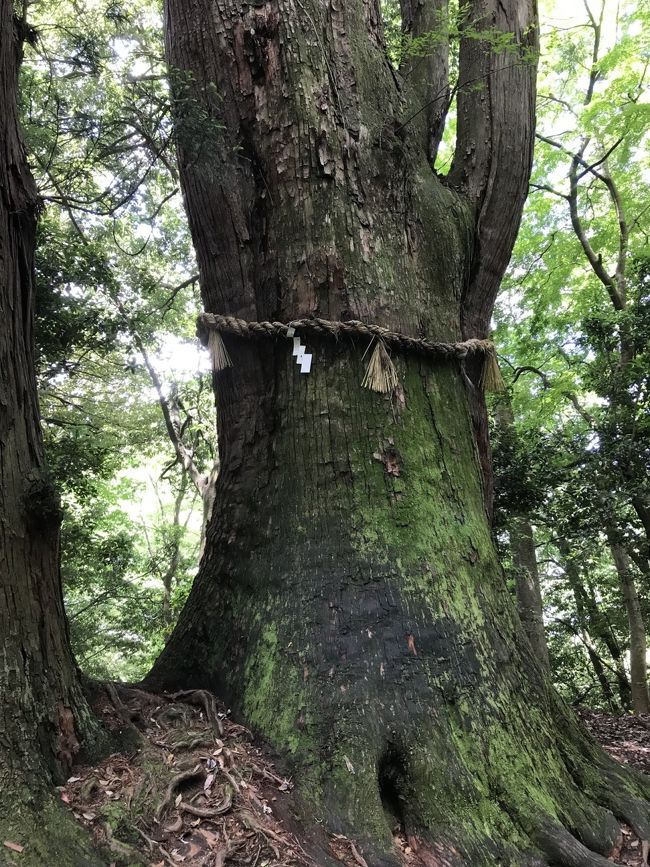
xmin=207 ymin=329 xmax=232 ymax=372
xmin=480 ymin=346 xmax=505 ymax=393
xmin=361 ymin=339 xmax=399 ymax=393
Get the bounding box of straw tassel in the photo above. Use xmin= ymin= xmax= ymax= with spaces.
xmin=207 ymin=329 xmax=232 ymax=372
xmin=361 ymin=338 xmax=399 ymax=393
xmin=481 ymin=346 xmax=505 ymax=393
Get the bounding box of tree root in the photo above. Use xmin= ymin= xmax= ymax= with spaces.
xmin=178 ymin=788 xmax=233 ymax=818
xmin=155 ymin=763 xmax=204 ymax=820
xmin=168 ymin=730 xmax=216 ymax=751
xmin=166 ymin=689 xmax=224 ymax=735
xmin=533 ymin=817 xmax=619 ymax=867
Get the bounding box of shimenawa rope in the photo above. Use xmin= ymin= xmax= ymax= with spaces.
xmin=197 ymin=312 xmax=504 ymax=394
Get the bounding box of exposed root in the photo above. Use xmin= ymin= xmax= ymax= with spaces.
xmin=63 ymin=685 xmax=314 ymax=866
xmin=178 ymin=788 xmax=233 ymax=817
xmin=534 ymin=817 xmax=618 ymax=867
xmin=56 ymin=684 xmax=650 ymax=867
xmin=166 ymin=688 xmax=224 ymax=735
xmin=155 ymin=762 xmax=204 ymax=819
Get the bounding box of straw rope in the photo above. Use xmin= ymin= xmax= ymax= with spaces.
xmin=196 ymin=312 xmax=504 ymax=392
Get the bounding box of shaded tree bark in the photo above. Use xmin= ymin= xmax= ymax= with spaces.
xmin=0 ymin=5 xmax=104 ymax=863
xmin=147 ymin=1 xmax=650 ymax=864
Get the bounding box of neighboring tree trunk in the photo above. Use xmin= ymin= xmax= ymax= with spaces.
xmin=160 ymin=467 xmax=190 ymax=628
xmin=556 ymin=539 xmax=631 ymax=708
xmin=610 ymin=542 xmax=650 ymax=714
xmin=494 ymin=393 xmax=549 ymax=667
xmin=510 ymin=517 xmax=550 ymax=669
xmin=0 ymin=5 xmax=104 ymax=863
xmin=557 ymin=540 xmax=631 ymax=711
xmin=148 ymin=2 xmax=650 ymax=864
xmin=127 ymin=315 xmax=219 ymax=556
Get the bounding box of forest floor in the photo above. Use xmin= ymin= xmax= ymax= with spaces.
xmin=19 ymin=690 xmax=650 ymax=867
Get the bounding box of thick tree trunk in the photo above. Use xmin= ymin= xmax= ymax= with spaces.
xmin=510 ymin=518 xmax=550 ymax=669
xmin=148 ymin=1 xmax=650 ymax=864
xmin=0 ymin=6 xmax=104 ymax=863
xmin=610 ymin=542 xmax=650 ymax=715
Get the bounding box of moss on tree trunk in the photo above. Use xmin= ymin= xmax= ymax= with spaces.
xmin=147 ymin=0 xmax=650 ymax=863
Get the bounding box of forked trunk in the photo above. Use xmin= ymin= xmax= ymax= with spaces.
xmin=148 ymin=1 xmax=650 ymax=864
xmin=0 ymin=5 xmax=102 ymax=862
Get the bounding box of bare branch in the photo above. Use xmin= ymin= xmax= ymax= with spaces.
xmin=113 ymin=297 xmax=209 ymax=498
xmin=568 ymin=153 xmax=625 ymax=310
xmin=529 ymin=181 xmax=568 ymax=199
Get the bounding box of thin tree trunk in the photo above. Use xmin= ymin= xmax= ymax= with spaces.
xmin=0 ymin=4 xmax=103 ymax=861
xmin=147 ymin=2 xmax=650 ymax=864
xmin=494 ymin=396 xmax=549 ymax=666
xmin=510 ymin=517 xmax=550 ymax=669
xmin=160 ymin=468 xmax=189 ymax=628
xmin=557 ymin=539 xmax=631 ymax=710
xmin=610 ymin=542 xmax=650 ymax=714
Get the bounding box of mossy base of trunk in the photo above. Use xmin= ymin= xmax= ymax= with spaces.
xmin=0 ymin=786 xmax=109 ymax=867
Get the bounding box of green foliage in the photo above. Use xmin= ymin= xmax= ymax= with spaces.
xmin=19 ymin=0 xmax=212 ymax=680
xmin=493 ymin=0 xmax=650 ymax=709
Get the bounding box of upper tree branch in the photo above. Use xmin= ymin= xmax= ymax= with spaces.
xmin=399 ymin=0 xmax=449 ymax=164
xmin=568 ymin=152 xmax=625 ymax=311
xmin=448 ymin=0 xmax=539 ymax=340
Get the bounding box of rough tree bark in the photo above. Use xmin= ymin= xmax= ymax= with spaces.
xmin=147 ymin=1 xmax=650 ymax=864
xmin=0 ymin=5 xmax=104 ymax=864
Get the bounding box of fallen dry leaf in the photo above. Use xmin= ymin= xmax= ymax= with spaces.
xmin=3 ymin=842 xmax=24 ymax=853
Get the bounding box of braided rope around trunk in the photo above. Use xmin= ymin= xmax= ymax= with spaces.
xmin=197 ymin=312 xmax=504 ymax=394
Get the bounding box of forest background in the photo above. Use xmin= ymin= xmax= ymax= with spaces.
xmin=22 ymin=0 xmax=649 ymax=711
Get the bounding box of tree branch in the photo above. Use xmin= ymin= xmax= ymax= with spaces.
xmin=568 ymin=153 xmax=625 ymax=310
xmin=449 ymin=0 xmax=539 ymax=340
xmin=113 ymin=297 xmax=209 ymax=498
xmin=399 ymin=0 xmax=449 ymax=164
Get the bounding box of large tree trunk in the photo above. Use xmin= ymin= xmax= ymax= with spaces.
xmin=0 ymin=5 xmax=103 ymax=863
xmin=148 ymin=1 xmax=650 ymax=864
